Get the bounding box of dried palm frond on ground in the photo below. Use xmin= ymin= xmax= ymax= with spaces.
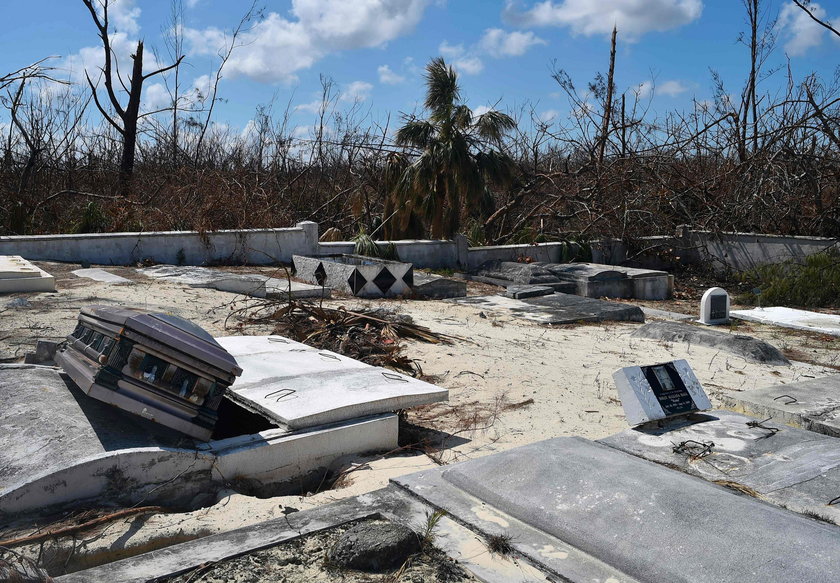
xmin=231 ymin=300 xmax=457 ymax=375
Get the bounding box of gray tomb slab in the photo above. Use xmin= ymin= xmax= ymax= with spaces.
xmin=539 ymin=262 xmax=633 ymax=298
xmin=613 ymin=359 xmax=712 ymax=425
xmin=395 ymin=436 xmax=840 ymax=583
xmin=721 ymin=374 xmax=840 ymax=438
xmin=503 ymin=285 xmax=555 ymax=299
xmin=450 ymin=293 xmax=644 ymax=324
xmin=410 ymin=272 xmax=466 ymax=298
xmin=71 ymin=268 xmax=134 ymax=284
xmin=473 ymin=260 xmax=560 ymax=285
xmin=599 ymin=410 xmax=840 ymax=524
xmin=139 ymin=265 xmax=329 ymax=299
xmin=0 ymin=364 xmax=188 ymax=492
xmin=632 ymin=321 xmax=790 ymax=365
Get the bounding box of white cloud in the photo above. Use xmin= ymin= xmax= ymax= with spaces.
xmin=538 ymin=109 xmax=560 ymax=122
xmin=636 ymin=81 xmax=653 ymax=99
xmin=635 ymin=79 xmax=687 ymax=99
xmin=479 ymin=28 xmax=546 ymax=57
xmin=778 ymin=1 xmax=835 ymax=56
xmin=439 ymin=41 xmax=465 ymax=59
xmin=341 ymin=80 xmax=373 ymax=102
xmin=503 ymin=0 xmax=703 ymax=40
xmin=295 ymin=100 xmax=323 ymax=114
xmin=473 ymin=105 xmax=493 ymax=116
xmin=378 ymin=64 xmax=405 ymax=84
xmin=658 ymin=80 xmax=688 ymax=96
xmin=454 ymin=56 xmax=484 ymax=75
xmin=102 ymin=0 xmax=141 ymax=36
xmin=184 ymin=0 xmax=431 ymax=83
xmin=141 ymin=82 xmax=170 ymax=111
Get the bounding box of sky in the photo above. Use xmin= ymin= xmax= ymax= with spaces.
xmin=1 ymin=0 xmax=838 ymax=137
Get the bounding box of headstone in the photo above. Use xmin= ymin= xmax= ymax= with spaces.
xmin=328 ymin=520 xmax=420 ymax=572
xmin=699 ymin=286 xmax=729 ymax=325
xmin=613 ymin=359 xmax=712 ymax=426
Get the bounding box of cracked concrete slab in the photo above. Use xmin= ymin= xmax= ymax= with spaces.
xmin=451 ymin=293 xmax=644 ymax=324
xmin=395 ymin=437 xmax=840 ymax=583
xmin=632 ymin=320 xmax=790 ymax=365
xmin=721 ymin=375 xmax=840 ymax=437
xmin=599 ymin=410 xmax=840 ymax=524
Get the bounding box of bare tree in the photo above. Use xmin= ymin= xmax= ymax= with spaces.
xmin=82 ymin=0 xmax=183 ymax=189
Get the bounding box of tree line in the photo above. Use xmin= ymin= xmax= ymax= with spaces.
xmin=1 ymin=0 xmax=839 ymax=251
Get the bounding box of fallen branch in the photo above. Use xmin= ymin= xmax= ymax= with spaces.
xmin=0 ymin=506 xmax=167 ymax=548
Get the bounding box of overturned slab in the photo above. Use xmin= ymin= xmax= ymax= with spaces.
xmin=599 ymin=410 xmax=840 ymax=524
xmin=140 ymin=265 xmax=329 ymax=299
xmin=0 ymin=256 xmax=55 ymax=293
xmin=731 ymin=306 xmax=840 ymax=337
xmin=217 ymin=336 xmax=448 ymax=429
xmin=452 ymin=293 xmax=644 ymax=325
xmin=410 ymin=272 xmax=466 ymax=298
xmin=632 ymin=320 xmax=790 ymax=365
xmin=394 ymin=437 xmax=840 ymax=582
xmin=722 ymin=375 xmax=840 ymax=438
xmin=71 ymin=268 xmax=133 ymax=285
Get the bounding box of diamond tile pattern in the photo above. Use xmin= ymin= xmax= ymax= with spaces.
xmin=403 ymin=267 xmax=414 ymax=288
xmin=347 ymin=269 xmax=367 ymax=294
xmin=373 ymin=267 xmax=397 ymax=293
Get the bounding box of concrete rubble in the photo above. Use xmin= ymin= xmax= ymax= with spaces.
xmin=0 ymin=256 xmax=55 ymax=293
xmin=453 ymin=292 xmax=645 ymax=324
xmin=632 ymin=320 xmax=790 ymax=365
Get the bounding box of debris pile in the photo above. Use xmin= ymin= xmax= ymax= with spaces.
xmin=236 ymin=300 xmax=455 ymax=375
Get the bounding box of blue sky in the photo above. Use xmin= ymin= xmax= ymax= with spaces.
xmin=1 ymin=0 xmax=838 ymax=137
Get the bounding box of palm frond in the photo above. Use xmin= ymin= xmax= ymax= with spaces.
xmin=425 ymin=57 xmax=459 ymax=119
xmin=474 ymin=110 xmax=516 ymax=144
xmin=395 ymin=119 xmax=435 ymax=148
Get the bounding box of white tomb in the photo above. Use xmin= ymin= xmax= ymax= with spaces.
xmin=0 ymin=256 xmax=55 ymax=293
xmin=699 ymin=287 xmax=729 ymax=325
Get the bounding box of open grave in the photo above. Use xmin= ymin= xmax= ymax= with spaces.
xmin=0 ymin=321 xmax=448 ymax=520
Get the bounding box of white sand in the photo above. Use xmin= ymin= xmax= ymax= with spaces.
xmin=0 ymin=262 xmax=833 ymax=570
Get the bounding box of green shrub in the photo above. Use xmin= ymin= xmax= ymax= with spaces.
xmin=352 ymin=227 xmax=399 ymax=260
xmin=737 ymin=250 xmax=840 ymax=308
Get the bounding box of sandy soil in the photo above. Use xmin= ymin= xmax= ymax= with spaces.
xmin=162 ymin=519 xmax=478 ymax=583
xmin=1 ymin=261 xmax=837 ymax=575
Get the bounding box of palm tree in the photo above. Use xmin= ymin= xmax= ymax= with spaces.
xmin=384 ymin=57 xmax=516 ymax=239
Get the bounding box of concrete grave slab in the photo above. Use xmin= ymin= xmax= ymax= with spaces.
xmin=139 ymin=265 xmax=329 ymax=299
xmin=71 ymin=268 xmax=133 ymax=284
xmin=395 ymin=437 xmax=840 ymax=583
xmin=721 ymin=374 xmax=840 ymax=438
xmin=731 ymin=306 xmax=840 ymax=336
xmin=503 ymin=285 xmax=554 ymax=299
xmin=57 ymin=485 xmax=554 ymax=583
xmin=217 ymin=336 xmax=448 ymax=429
xmin=632 ymin=321 xmax=790 ymax=365
xmin=451 ymin=293 xmax=644 ymax=325
xmin=0 ymin=256 xmax=55 ymax=293
xmin=539 ymin=262 xmax=633 ymax=298
xmin=473 ymin=260 xmax=560 ymax=285
xmin=410 ymin=272 xmax=466 ymax=298
xmin=599 ymin=410 xmax=840 ymax=524
xmin=294 ymin=254 xmax=412 ymax=298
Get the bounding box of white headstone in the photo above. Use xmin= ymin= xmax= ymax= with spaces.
xmin=612 ymin=359 xmax=712 ymax=426
xmin=699 ymin=287 xmax=729 ymax=325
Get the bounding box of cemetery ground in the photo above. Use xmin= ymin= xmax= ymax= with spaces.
xmin=0 ymin=260 xmax=837 ymax=574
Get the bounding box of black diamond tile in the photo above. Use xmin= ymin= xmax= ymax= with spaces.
xmin=347 ymin=269 xmax=367 ymax=295
xmin=403 ymin=267 xmax=414 ymax=288
xmin=373 ymin=267 xmax=397 ymax=293
xmin=314 ymin=262 xmax=327 ymax=286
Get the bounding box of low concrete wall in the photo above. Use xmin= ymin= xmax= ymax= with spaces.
xmin=4 ymin=221 xmax=836 ymax=273
xmin=683 ymin=230 xmax=839 ymax=272
xmin=0 ymin=222 xmax=319 ymax=266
